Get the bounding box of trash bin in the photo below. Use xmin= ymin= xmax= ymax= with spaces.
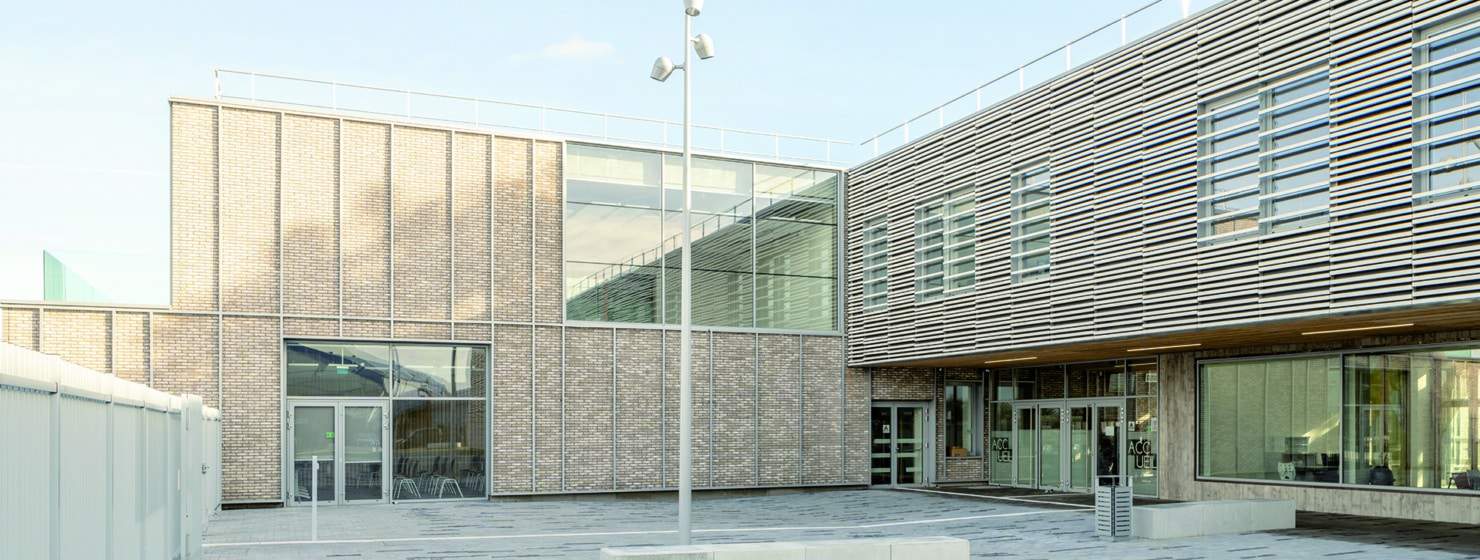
xmin=1095 ymin=475 xmax=1132 ymax=538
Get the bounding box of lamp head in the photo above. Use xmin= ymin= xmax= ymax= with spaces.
xmin=684 ymin=0 xmax=703 ymax=16
xmin=692 ymin=33 xmax=715 ymax=60
xmin=650 ymin=56 xmax=676 ymax=82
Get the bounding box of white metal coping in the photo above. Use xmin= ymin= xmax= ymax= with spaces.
xmin=0 ymin=342 xmax=220 ymax=416
xmin=212 ymin=68 xmax=855 ymax=166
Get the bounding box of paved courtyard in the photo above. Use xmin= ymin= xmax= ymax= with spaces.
xmin=204 ymin=488 xmax=1480 ymax=559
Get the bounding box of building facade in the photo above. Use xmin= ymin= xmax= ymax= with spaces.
xmin=847 ymin=0 xmax=1480 ymax=523
xmin=0 ymin=0 xmax=1477 ymax=527
xmin=0 ymin=101 xmax=866 ymax=505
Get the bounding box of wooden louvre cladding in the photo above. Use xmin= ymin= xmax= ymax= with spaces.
xmin=844 ymin=0 xmax=1480 ymax=367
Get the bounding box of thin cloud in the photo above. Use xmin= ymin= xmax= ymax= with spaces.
xmin=510 ymin=36 xmax=615 ymax=63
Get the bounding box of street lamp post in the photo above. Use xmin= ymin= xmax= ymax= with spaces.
xmin=649 ymin=0 xmax=714 ymax=546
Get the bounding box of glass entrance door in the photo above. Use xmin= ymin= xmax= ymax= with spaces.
xmin=1095 ymin=401 xmax=1125 ymax=489
xmin=1008 ymin=400 xmax=1126 ymax=492
xmin=288 ymin=401 xmax=390 ymax=505
xmin=870 ymin=403 xmax=930 ymax=487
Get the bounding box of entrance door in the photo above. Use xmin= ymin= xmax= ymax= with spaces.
xmin=870 ymin=403 xmax=931 ymax=487
xmin=288 ymin=401 xmax=390 ymax=505
xmin=1094 ymin=401 xmax=1126 ymax=489
xmin=1012 ymin=404 xmax=1036 ymax=487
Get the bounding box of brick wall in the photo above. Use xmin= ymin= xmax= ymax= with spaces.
xmin=0 ymin=100 xmax=855 ymax=504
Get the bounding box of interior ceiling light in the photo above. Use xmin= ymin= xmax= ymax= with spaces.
xmin=1126 ymin=343 xmax=1202 ymax=352
xmin=983 ymin=356 xmax=1038 ymax=364
xmin=1301 ymin=323 xmax=1414 ymax=336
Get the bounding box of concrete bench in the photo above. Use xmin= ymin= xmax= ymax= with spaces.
xmin=1131 ymin=499 xmax=1295 ymax=539
xmin=600 ymin=536 xmax=969 ymax=559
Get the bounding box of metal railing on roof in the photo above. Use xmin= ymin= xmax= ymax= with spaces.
xmin=857 ymin=0 xmax=1222 ymax=160
xmin=212 ymin=68 xmax=855 ymax=166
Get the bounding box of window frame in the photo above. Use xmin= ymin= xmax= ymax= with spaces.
xmin=1413 ymin=10 xmax=1480 ymax=203
xmin=1194 ymin=342 xmax=1480 ymax=496
xmin=1196 ymin=66 xmax=1333 ymax=243
xmin=944 ymin=381 xmax=984 ymax=458
xmin=1010 ymin=164 xmax=1052 ymax=283
xmin=860 ymin=216 xmax=889 ymax=310
xmin=913 ymin=186 xmax=976 ymax=302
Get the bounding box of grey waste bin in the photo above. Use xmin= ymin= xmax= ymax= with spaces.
xmin=1095 ymin=475 xmax=1132 ymax=538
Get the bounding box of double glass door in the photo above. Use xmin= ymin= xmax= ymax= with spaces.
xmin=871 ymin=403 xmax=931 ymax=487
xmin=1012 ymin=400 xmax=1124 ymax=491
xmin=289 ymin=401 xmax=390 ymax=505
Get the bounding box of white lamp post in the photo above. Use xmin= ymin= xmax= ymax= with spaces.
xmin=649 ymin=0 xmax=714 ymax=546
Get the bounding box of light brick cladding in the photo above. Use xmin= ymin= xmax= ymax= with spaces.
xmin=0 ymin=99 xmax=859 ymax=504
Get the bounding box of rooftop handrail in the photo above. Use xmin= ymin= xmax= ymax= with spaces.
xmin=858 ymin=0 xmax=1217 ymax=159
xmin=212 ymin=68 xmax=853 ymax=166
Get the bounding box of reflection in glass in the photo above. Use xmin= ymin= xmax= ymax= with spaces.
xmin=286 ymin=342 xmax=390 ymax=397
xmin=1199 ymin=357 xmax=1342 ymax=482
xmin=1041 ymin=407 xmax=1062 ymax=489
xmin=1070 ymin=406 xmax=1092 ymax=489
xmin=393 ymin=345 xmax=488 ymax=398
xmin=565 ymin=144 xmax=838 ymax=330
xmin=392 ymin=400 xmax=486 ymax=500
xmin=895 ymin=407 xmax=921 ymax=485
xmin=292 ymin=406 xmax=335 ymax=503
xmin=1016 ymin=407 xmax=1036 ymax=486
xmin=870 ymin=407 xmax=892 ymax=485
xmin=990 ymin=403 xmax=1014 ymax=484
xmin=1129 ymin=398 xmax=1158 ymax=496
xmin=343 ymin=406 xmax=384 ymax=501
xmin=945 ymin=383 xmax=981 ymax=457
xmin=1097 ymin=405 xmax=1121 ymax=485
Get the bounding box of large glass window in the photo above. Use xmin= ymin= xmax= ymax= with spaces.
xmin=1415 ymin=13 xmax=1480 ymax=202
xmin=286 ymin=342 xmax=392 ymax=397
xmin=860 ymin=217 xmax=889 ymax=309
xmin=945 ymin=382 xmax=982 ymax=457
xmin=1198 ymin=68 xmax=1331 ymax=241
xmin=565 ymin=144 xmax=664 ymax=323
xmin=565 ymin=144 xmax=838 ymax=331
xmin=1011 ymin=166 xmax=1051 ymax=283
xmin=914 ymin=186 xmax=975 ymax=300
xmin=392 ymin=400 xmax=486 ymax=500
xmin=1198 ymin=345 xmax=1480 ymax=492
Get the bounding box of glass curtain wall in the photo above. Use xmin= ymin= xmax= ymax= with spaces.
xmin=564 ymin=143 xmax=839 ymax=331
xmin=286 ymin=341 xmax=487 ymax=501
xmin=987 ymin=359 xmax=1159 ymax=494
xmin=1198 ymin=344 xmax=1480 ymax=492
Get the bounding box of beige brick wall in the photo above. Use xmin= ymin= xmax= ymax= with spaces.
xmin=533 ymin=326 xmax=564 ymax=492
xmin=452 ymin=133 xmax=492 ymax=322
xmin=152 ymin=313 xmax=219 ymax=407
xmin=563 ymin=327 xmax=614 ymax=491
xmin=220 ymin=108 xmax=280 ymax=314
xmin=392 ymin=126 xmax=452 ymax=321
xmin=491 ymin=324 xmax=533 ymax=493
xmin=342 ymin=120 xmax=391 ymax=318
xmin=171 ymin=104 xmax=218 ymax=311
xmin=493 ymin=137 xmax=532 ymax=322
xmin=39 ymin=308 xmax=110 ymax=372
xmin=532 ymin=140 xmax=563 ymax=323
xmin=711 ymin=332 xmax=758 ymax=487
xmin=221 ymin=316 xmax=280 ymax=502
xmin=0 ymin=101 xmax=855 ymax=504
xmin=112 ymin=312 xmax=151 ymax=384
xmin=614 ymin=329 xmax=662 ymax=489
xmin=281 ymin=114 xmax=339 ymax=316
xmin=757 ymin=334 xmax=802 ymax=485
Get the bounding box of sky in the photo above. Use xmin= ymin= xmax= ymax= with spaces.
xmin=0 ymin=0 xmax=1209 ymax=304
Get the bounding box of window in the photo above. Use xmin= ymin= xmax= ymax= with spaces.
xmin=1011 ymin=166 xmax=1051 ymax=283
xmin=1415 ymin=13 xmax=1480 ymax=201
xmin=945 ymin=382 xmax=982 ymax=457
xmin=1198 ymin=69 xmax=1332 ymax=241
xmin=564 ymin=143 xmax=840 ymax=331
xmin=861 ymin=217 xmax=888 ymax=309
xmin=1198 ymin=344 xmax=1480 ymax=492
xmin=914 ymin=186 xmax=975 ymax=301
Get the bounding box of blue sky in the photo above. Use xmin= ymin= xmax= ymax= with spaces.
xmin=0 ymin=0 xmax=1209 ymax=303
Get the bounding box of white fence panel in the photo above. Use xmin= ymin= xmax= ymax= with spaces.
xmin=0 ymin=342 xmax=222 ymax=560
